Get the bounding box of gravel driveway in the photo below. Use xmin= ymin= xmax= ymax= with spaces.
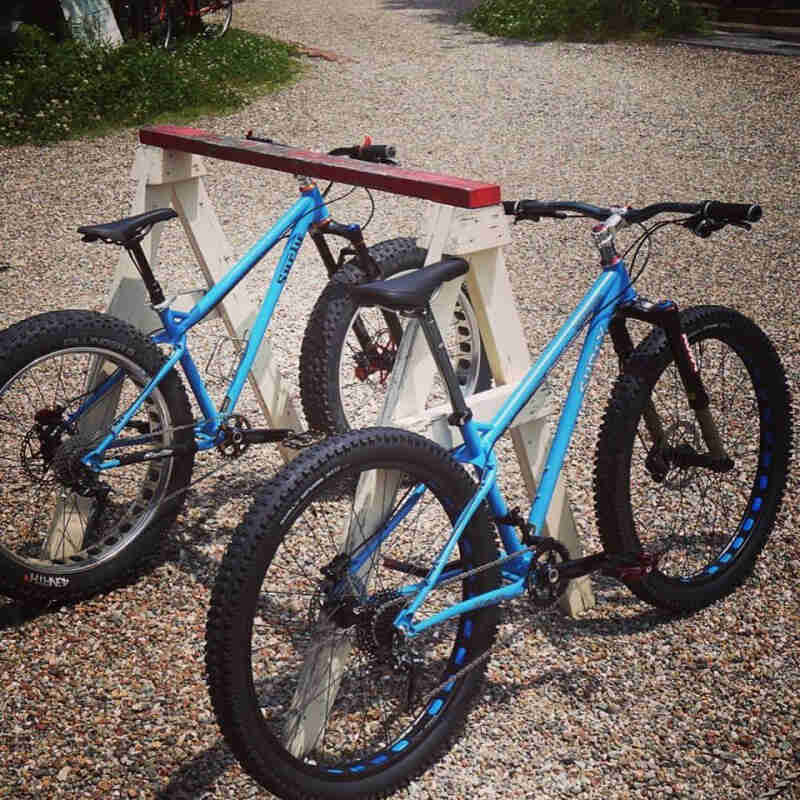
xmin=0 ymin=1 xmax=798 ymax=798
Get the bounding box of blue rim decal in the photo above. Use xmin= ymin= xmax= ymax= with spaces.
xmin=428 ymin=698 xmax=444 ymax=715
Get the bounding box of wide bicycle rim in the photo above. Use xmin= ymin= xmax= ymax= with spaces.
xmin=0 ymin=347 xmax=176 ymax=574
xmin=243 ymin=464 xmax=484 ymax=778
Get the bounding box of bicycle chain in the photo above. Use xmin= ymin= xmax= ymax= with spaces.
xmin=87 ymin=419 xmax=325 ymax=509
xmin=89 ymin=417 xmax=562 ymax=702
xmin=363 ymin=541 xmax=561 ymax=705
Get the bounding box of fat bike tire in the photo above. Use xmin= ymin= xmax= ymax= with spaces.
xmin=205 ymin=427 xmax=499 ymax=799
xmin=594 ymin=305 xmax=792 ymax=613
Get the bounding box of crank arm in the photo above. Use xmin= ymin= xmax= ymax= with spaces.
xmin=240 ymin=428 xmax=296 ymax=444
xmin=548 ymin=549 xmax=661 ymax=582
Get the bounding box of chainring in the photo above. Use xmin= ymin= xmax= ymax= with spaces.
xmin=526 ymin=538 xmax=571 ymax=608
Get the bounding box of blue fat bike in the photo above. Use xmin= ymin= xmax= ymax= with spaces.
xmin=205 ymin=198 xmax=792 ymax=799
xmin=0 ymin=138 xmax=490 ymax=603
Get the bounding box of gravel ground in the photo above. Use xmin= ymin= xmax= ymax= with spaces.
xmin=1 ymin=1 xmax=798 ymax=798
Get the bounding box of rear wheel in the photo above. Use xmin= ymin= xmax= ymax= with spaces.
xmin=113 ymin=0 xmax=172 ymax=47
xmin=0 ymin=311 xmax=195 ymax=602
xmin=178 ymin=0 xmax=232 ymax=39
xmin=594 ymin=306 xmax=792 ymax=612
xmin=299 ymin=238 xmax=491 ymax=436
xmin=205 ymin=427 xmax=499 ymax=799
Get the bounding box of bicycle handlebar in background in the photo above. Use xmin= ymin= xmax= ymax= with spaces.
xmin=244 ymin=131 xmax=397 ymax=164
xmin=505 ymin=198 xmax=762 ymax=233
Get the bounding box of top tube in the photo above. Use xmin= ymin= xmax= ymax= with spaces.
xmin=170 ymin=185 xmax=328 ymax=336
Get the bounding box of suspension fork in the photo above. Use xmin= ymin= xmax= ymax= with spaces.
xmin=611 ymin=300 xmax=728 ymax=461
xmin=310 ymin=221 xmax=404 ymax=360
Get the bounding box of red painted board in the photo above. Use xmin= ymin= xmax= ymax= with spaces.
xmin=139 ymin=125 xmax=501 ymax=209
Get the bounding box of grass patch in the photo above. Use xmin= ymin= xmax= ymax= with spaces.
xmin=0 ymin=25 xmax=301 ymax=146
xmin=467 ymin=0 xmax=706 ymax=42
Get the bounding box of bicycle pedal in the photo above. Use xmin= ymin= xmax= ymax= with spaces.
xmin=283 ymin=430 xmax=327 ymax=450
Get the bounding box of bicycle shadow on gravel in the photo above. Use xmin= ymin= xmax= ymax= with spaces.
xmin=496 ymin=581 xmax=678 ymax=647
xmin=0 ymin=472 xmax=260 ymax=629
xmin=482 ymin=664 xmax=610 ymax=708
xmin=158 ymin=471 xmax=271 ymax=588
xmin=154 ymin=736 xmax=238 ymax=800
xmin=0 ymin=596 xmax=53 ymax=630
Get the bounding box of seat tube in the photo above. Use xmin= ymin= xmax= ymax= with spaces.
xmin=416 ymin=305 xmax=483 ymax=458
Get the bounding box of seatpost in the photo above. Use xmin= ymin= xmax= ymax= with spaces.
xmin=415 ymin=305 xmax=472 ymax=424
xmin=126 ymin=239 xmax=165 ymax=306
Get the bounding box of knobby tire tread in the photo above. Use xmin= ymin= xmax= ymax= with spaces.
xmin=0 ymin=310 xmax=195 ymax=603
xmin=206 ymin=427 xmax=499 ymax=799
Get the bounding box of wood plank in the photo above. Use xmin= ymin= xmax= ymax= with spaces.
xmin=139 ymin=125 xmax=501 ymax=209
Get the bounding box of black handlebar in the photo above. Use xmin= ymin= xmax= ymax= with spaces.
xmin=327 ymin=143 xmax=397 ymax=163
xmin=702 ymin=201 xmax=762 ymax=224
xmin=506 ymin=198 xmax=763 ymax=235
xmin=245 ymin=131 xmax=397 ymax=164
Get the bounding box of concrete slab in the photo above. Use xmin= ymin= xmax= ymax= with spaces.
xmin=671 ymin=29 xmax=800 ymax=56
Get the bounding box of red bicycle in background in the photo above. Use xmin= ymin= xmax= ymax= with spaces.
xmin=112 ymin=0 xmax=233 ymax=47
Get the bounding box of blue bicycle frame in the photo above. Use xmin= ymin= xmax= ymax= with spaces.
xmin=79 ymin=183 xmax=331 ymax=470
xmin=347 ymin=258 xmax=638 ymax=639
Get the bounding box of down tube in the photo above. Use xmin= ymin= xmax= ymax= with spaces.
xmin=224 ymin=207 xmax=318 ymax=410
xmin=527 ymin=265 xmax=634 ymax=532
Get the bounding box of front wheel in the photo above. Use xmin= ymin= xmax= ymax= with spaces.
xmin=205 ymin=427 xmax=499 ymax=799
xmin=594 ymin=305 xmax=792 ymax=613
xmin=0 ymin=311 xmax=195 ymax=603
xmin=299 ymin=238 xmax=492 ymax=436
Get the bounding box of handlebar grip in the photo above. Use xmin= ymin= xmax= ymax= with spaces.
xmin=703 ymin=201 xmax=762 ymax=223
xmin=357 ymin=144 xmax=396 ymax=162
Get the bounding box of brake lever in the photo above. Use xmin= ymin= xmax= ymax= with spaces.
xmin=685 ymin=216 xmax=752 ymax=239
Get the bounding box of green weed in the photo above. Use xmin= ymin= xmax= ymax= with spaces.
xmin=467 ymin=0 xmax=706 ymax=42
xmin=0 ymin=26 xmax=300 ymax=146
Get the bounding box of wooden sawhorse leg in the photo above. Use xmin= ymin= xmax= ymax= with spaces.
xmin=387 ymin=203 xmax=595 ymax=617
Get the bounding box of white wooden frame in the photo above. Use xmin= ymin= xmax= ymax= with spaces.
xmin=107 ymin=145 xmax=594 ymax=616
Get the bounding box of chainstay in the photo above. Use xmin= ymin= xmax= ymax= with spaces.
xmin=362 ymin=542 xmax=549 ymax=704
xmin=93 ymin=417 xmax=301 ymax=507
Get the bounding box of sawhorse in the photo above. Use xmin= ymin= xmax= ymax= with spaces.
xmin=107 ymin=124 xmax=594 ymax=616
